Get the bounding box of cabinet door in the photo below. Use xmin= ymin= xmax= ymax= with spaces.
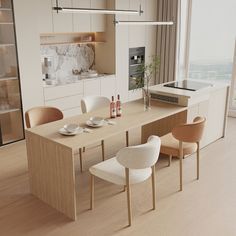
xmin=129 ymin=0 xmax=146 ymax=47
xmin=204 ymin=88 xmax=228 ymax=145
xmin=37 ymin=0 xmax=53 ymax=33
xmin=73 ymin=0 xmax=91 ymax=32
xmin=52 ymin=0 xmax=73 ymax=33
xmin=83 ymin=79 xmax=101 ymax=96
xmin=100 ymin=76 xmax=116 ymax=99
xmin=91 ymin=0 xmax=106 ymax=32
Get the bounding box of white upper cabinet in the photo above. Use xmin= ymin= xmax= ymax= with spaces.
xmin=73 ymin=0 xmax=91 ymax=32
xmin=38 ymin=0 xmax=106 ymax=33
xmin=91 ymin=0 xmax=106 ymax=32
xmin=37 ymin=0 xmax=53 ymax=33
xmin=52 ymin=0 xmax=73 ymax=33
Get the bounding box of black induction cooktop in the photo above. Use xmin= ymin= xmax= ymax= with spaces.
xmin=164 ymin=80 xmax=212 ymax=91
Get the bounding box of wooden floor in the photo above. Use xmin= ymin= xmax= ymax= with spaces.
xmin=0 ymin=118 xmax=236 ymax=236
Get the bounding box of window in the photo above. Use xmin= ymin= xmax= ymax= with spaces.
xmin=178 ymin=0 xmax=191 ymax=80
xmin=188 ymin=0 xmax=236 ymax=83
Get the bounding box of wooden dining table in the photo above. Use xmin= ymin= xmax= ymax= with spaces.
xmin=25 ymin=99 xmax=188 ymax=220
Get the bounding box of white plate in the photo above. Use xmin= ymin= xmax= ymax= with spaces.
xmin=59 ymin=127 xmax=83 ymax=136
xmin=86 ymin=120 xmax=104 ymax=128
xmin=64 ymin=123 xmax=80 ymax=133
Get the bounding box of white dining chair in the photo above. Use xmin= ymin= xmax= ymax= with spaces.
xmin=89 ymin=135 xmax=161 ymax=226
xmin=81 ymin=96 xmax=110 ymax=114
xmin=80 ymin=96 xmax=129 ymax=172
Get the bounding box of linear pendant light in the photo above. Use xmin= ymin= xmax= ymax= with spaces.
xmin=53 ymin=0 xmax=143 ymax=15
xmin=115 ymin=21 xmax=174 ymax=26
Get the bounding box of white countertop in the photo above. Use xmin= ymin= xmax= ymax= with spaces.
xmin=43 ymin=74 xmax=115 ymax=88
xmin=149 ymin=79 xmax=230 ymax=98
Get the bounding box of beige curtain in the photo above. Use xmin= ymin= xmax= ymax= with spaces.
xmin=156 ymin=0 xmax=179 ymax=84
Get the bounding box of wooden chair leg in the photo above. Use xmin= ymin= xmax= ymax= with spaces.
xmin=123 ymin=185 xmax=126 ymax=192
xmin=197 ymin=142 xmax=200 ymax=180
xmin=83 ymin=146 xmax=86 ymax=152
xmin=168 ymin=155 xmax=172 ymax=166
xmin=179 ymin=141 xmax=183 ymax=191
xmin=125 ymin=168 xmax=132 ymax=226
xmin=79 ymin=148 xmax=83 ymax=172
xmin=90 ymin=174 xmax=94 ymax=210
xmin=126 ymin=131 xmax=129 ymax=147
xmin=101 ymin=140 xmax=105 ymax=161
xmin=151 ymin=165 xmax=156 ymax=210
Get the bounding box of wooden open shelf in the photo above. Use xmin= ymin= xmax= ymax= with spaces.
xmin=0 ymin=76 xmax=17 ymax=81
xmin=0 ymin=108 xmax=20 ymax=115
xmin=0 ymin=43 xmax=14 ymax=47
xmin=0 ymin=22 xmax=13 ymax=25
xmin=0 ymin=8 xmax=11 ymax=11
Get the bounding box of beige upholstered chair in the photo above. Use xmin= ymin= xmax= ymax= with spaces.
xmin=80 ymin=96 xmax=129 ymax=172
xmin=160 ymin=116 xmax=206 ymax=191
xmin=25 ymin=106 xmax=63 ymax=128
xmin=89 ymin=135 xmax=161 ymax=226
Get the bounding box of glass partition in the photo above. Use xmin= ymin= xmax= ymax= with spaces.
xmin=0 ymin=0 xmax=24 ymax=145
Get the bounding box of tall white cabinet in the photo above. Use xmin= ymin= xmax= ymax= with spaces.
xmin=115 ymin=0 xmax=158 ymax=102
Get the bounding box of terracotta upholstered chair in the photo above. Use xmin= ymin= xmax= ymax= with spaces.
xmin=25 ymin=106 xmax=63 ymax=128
xmin=160 ymin=116 xmax=206 ymax=191
xmin=80 ymin=96 xmax=129 ymax=172
xmin=89 ymin=135 xmax=161 ymax=226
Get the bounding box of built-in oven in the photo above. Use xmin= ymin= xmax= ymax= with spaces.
xmin=129 ymin=47 xmax=145 ymax=90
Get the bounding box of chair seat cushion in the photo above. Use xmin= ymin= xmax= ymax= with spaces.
xmin=89 ymin=157 xmax=152 ymax=185
xmin=160 ymin=133 xmax=197 ymax=157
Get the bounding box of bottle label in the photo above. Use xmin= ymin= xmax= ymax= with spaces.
xmin=111 ymin=107 xmax=116 ymax=117
xmin=117 ymin=107 xmax=122 ymax=116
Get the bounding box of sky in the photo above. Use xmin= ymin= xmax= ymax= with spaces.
xmin=189 ymin=0 xmax=236 ymax=63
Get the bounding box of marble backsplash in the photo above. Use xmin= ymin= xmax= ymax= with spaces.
xmin=40 ymin=44 xmax=95 ymax=79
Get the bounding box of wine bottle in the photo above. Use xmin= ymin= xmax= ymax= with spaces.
xmin=110 ymin=96 xmax=116 ymax=118
xmin=116 ymin=94 xmax=122 ymax=117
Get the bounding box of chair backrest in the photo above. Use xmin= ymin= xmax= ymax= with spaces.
xmin=172 ymin=116 xmax=206 ymax=143
xmin=81 ymin=96 xmax=110 ymax=113
xmin=116 ymin=135 xmax=161 ymax=169
xmin=25 ymin=106 xmax=63 ymax=128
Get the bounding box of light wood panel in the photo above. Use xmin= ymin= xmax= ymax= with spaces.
xmin=25 ymin=131 xmax=77 ymax=220
xmin=141 ymin=110 xmax=187 ymax=143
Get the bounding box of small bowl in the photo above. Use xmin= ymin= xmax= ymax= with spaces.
xmin=64 ymin=124 xmax=79 ymax=133
xmin=89 ymin=117 xmax=104 ymax=126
